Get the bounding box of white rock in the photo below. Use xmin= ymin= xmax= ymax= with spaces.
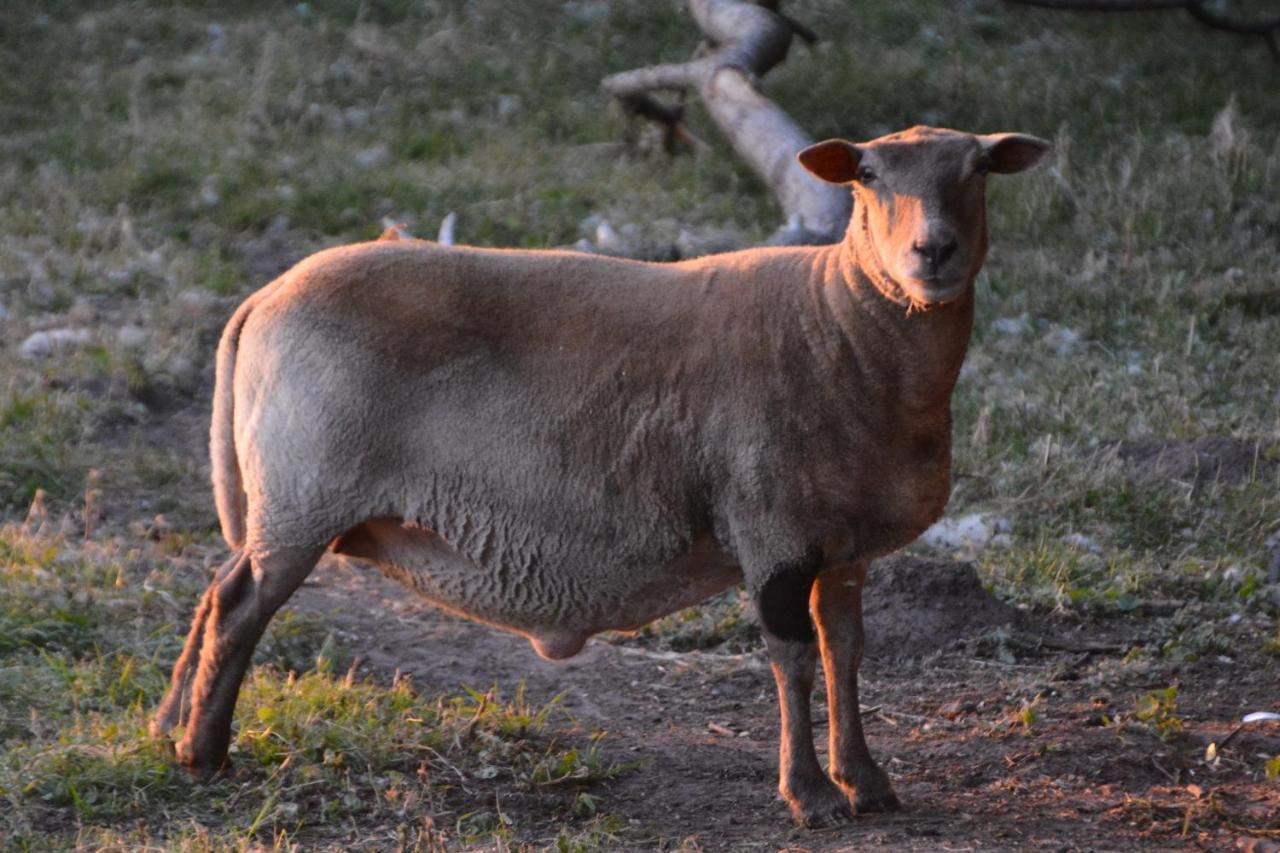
xmin=1061 ymin=532 xmax=1102 ymax=553
xmin=19 ymin=332 xmax=51 ymax=359
xmin=165 ymin=355 xmax=196 ymax=387
xmin=200 ymin=176 xmax=221 ymax=208
xmin=594 ymin=220 xmax=623 ymax=252
xmin=343 ymin=107 xmax=370 ymax=130
xmin=992 ymin=314 xmax=1031 ymax=336
xmin=117 ymin=325 xmax=148 ymax=350
xmin=495 ymin=94 xmax=522 ymax=121
xmin=437 ymin=211 xmax=456 ymax=245
xmin=354 ymin=144 xmax=389 ymax=169
xmin=919 ymin=513 xmax=997 ymax=550
xmin=1043 ymin=325 xmax=1081 ymax=355
xmin=563 ymin=1 xmax=609 ymax=24
xmin=20 ymin=328 xmax=92 ymax=359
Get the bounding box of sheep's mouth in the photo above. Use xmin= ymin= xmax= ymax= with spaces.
xmin=904 ymin=275 xmax=969 ymax=305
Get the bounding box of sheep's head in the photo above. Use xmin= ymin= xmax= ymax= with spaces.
xmin=799 ymin=126 xmax=1049 ymax=308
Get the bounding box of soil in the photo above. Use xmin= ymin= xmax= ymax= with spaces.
xmin=288 ymin=553 xmax=1280 ymax=851
xmin=1115 ymin=437 xmax=1278 ymax=489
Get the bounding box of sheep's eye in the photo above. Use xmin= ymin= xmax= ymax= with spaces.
xmin=857 ymin=166 xmax=877 ymax=184
xmin=975 ymin=159 xmax=991 ymax=176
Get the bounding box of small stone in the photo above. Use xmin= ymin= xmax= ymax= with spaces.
xmin=594 ymin=220 xmax=623 ymax=252
xmin=343 ymin=106 xmax=370 ymax=130
xmin=165 ymin=355 xmax=196 ymax=387
xmin=1061 ymin=532 xmax=1102 ymax=554
xmin=20 ymin=328 xmax=92 ymax=359
xmin=19 ymin=332 xmax=52 ymax=359
xmin=117 ymin=324 xmax=147 ymax=350
xmin=353 ymin=144 xmax=389 ymax=169
xmin=199 ymin=177 xmax=221 ymax=208
xmin=992 ymin=314 xmax=1031 ymax=336
xmin=919 ymin=513 xmax=996 ymax=550
xmin=495 ymin=94 xmax=522 ymax=121
xmin=0 ymin=302 xmax=8 ymax=321
xmin=1043 ymin=325 xmax=1081 ymax=355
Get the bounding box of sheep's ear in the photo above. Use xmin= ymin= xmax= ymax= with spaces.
xmin=979 ymin=133 xmax=1051 ymax=174
xmin=797 ymin=139 xmax=863 ymax=184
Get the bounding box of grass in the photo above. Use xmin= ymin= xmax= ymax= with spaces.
xmin=0 ymin=523 xmax=629 ymax=849
xmin=0 ymin=0 xmax=1278 ymax=844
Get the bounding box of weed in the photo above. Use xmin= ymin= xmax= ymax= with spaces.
xmin=1134 ymin=685 xmax=1184 ymax=741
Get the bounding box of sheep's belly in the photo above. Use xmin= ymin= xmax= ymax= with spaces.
xmin=333 ymin=518 xmax=742 ymax=660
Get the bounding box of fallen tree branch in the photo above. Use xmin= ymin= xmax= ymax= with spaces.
xmin=1003 ymin=0 xmax=1280 ymax=61
xmin=602 ymin=0 xmax=850 ymax=244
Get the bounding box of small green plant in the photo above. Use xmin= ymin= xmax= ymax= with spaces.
xmin=1021 ymin=694 xmax=1042 ymax=731
xmin=1135 ymin=685 xmax=1184 ymax=741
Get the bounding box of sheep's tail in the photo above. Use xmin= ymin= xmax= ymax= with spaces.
xmin=210 ymin=296 xmax=256 ymax=550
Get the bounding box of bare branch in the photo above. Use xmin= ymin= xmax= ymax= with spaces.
xmin=602 ymin=0 xmax=849 ymax=244
xmin=1003 ymin=0 xmax=1280 ymax=61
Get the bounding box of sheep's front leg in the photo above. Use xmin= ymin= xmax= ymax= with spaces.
xmin=758 ymin=559 xmax=854 ymax=828
xmin=811 ymin=561 xmax=900 ymax=813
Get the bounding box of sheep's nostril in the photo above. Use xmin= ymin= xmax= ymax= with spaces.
xmin=911 ymin=239 xmax=956 ymax=271
xmin=937 ymin=240 xmax=957 ymax=266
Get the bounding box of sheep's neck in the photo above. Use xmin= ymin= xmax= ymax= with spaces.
xmin=824 ymin=227 xmax=976 ymax=418
xmin=846 ymin=204 xmax=913 ymax=310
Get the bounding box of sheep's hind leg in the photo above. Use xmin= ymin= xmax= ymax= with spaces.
xmin=167 ymin=545 xmax=323 ymax=780
xmin=812 ymin=561 xmax=900 ymax=813
xmin=757 ymin=553 xmax=854 ymax=828
xmin=152 ymin=551 xmax=251 ymax=738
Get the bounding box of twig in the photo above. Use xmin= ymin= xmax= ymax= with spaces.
xmin=1034 ymin=637 xmax=1128 ymax=653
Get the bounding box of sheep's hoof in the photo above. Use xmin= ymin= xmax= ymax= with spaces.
xmin=854 ymin=786 xmax=901 ymax=814
xmin=835 ymin=765 xmax=901 ymax=814
xmin=176 ymin=743 xmax=234 ymax=783
xmin=784 ymin=780 xmax=856 ymax=829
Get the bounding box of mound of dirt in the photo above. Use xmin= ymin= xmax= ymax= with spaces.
xmin=863 ymin=555 xmax=1020 ymax=659
xmin=1115 ymin=436 xmax=1276 ymax=487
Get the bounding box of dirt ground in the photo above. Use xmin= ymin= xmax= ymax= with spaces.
xmin=286 ymin=554 xmax=1280 ymax=852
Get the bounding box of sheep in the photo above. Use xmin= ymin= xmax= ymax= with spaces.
xmin=153 ymin=125 xmax=1049 ymax=827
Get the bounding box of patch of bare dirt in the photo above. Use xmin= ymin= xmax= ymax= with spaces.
xmin=1116 ymin=437 xmax=1277 ymax=488
xmin=863 ymin=555 xmax=1021 ymax=659
xmin=289 ymin=558 xmax=1280 ymax=851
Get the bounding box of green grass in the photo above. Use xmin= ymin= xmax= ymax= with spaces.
xmin=0 ymin=524 xmax=630 ymax=849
